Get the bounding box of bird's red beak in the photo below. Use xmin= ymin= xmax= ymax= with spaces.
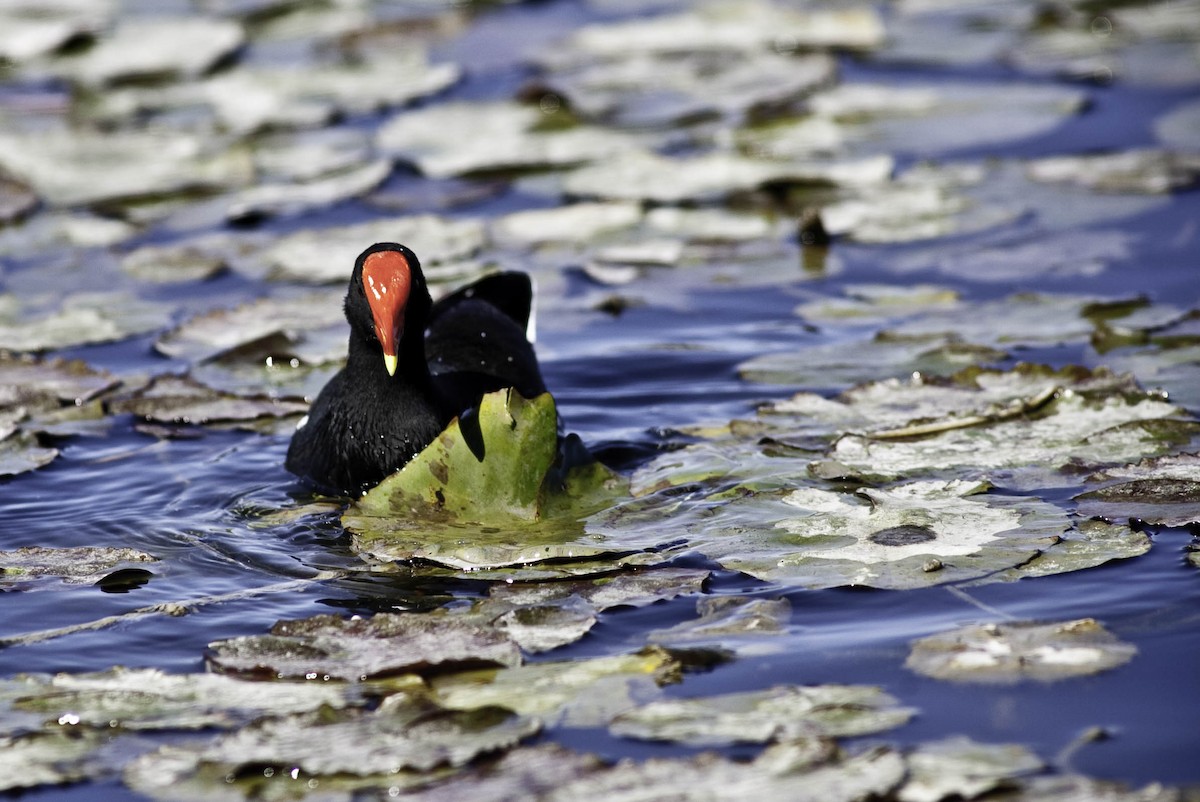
xmin=361 ymin=250 xmax=413 ymax=377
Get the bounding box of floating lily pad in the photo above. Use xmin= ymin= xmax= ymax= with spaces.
xmin=207 ymin=612 xmax=521 ymax=680
xmin=432 ymin=647 xmax=681 ymax=728
xmin=0 ymin=291 xmax=170 ymax=353
xmin=0 ymin=730 xmax=103 ymax=792
xmin=108 ymin=375 xmax=307 ymax=429
xmin=563 ymin=148 xmax=892 ymax=204
xmin=905 ymin=618 xmax=1137 ymax=683
xmin=225 ymin=158 xmax=392 ymax=221
xmin=50 ymin=16 xmax=244 ymax=87
xmin=125 ymin=697 xmax=540 ymax=799
xmin=0 ymin=353 xmax=119 ymax=411
xmin=0 ymin=546 xmax=158 ymax=588
xmin=1026 ymin=150 xmax=1200 ymax=195
xmin=539 ymin=50 xmax=836 ymax=128
xmin=120 ymin=243 xmax=228 ymax=284
xmin=899 ymin=737 xmax=1044 ymax=802
xmin=260 ymin=214 xmax=485 ymax=284
xmin=561 ymin=1 xmax=885 ymax=58
xmin=8 ymin=667 xmax=348 ymax=731
xmin=155 ymin=290 xmax=345 ymax=366
xmin=0 ymin=1 xmax=111 ymax=63
xmin=345 ymin=390 xmax=633 ymax=571
xmin=648 ymin=596 xmax=791 ymax=646
xmin=377 ymin=101 xmax=639 ymax=178
xmin=0 ymin=435 xmax=61 ymax=478
xmin=609 ymin=683 xmax=915 ymax=746
xmin=0 ymin=129 xmax=254 ymax=208
xmin=1078 ymin=453 xmax=1200 ymax=526
xmin=993 ymin=773 xmax=1188 ymax=802
xmin=0 ymin=174 xmax=38 ymax=224
xmin=491 ymin=201 xmax=642 ymax=247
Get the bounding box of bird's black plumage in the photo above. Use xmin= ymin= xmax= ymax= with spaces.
xmin=285 ymin=242 xmax=545 ymax=495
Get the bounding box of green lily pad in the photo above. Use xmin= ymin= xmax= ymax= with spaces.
xmin=49 ymin=16 xmax=244 ymax=87
xmin=905 ymin=618 xmax=1137 ymax=684
xmin=207 ymin=612 xmax=521 ymax=680
xmin=8 ymin=667 xmax=349 ymax=731
xmin=345 ymin=390 xmax=633 ymax=571
xmin=609 ymin=684 xmax=915 ymax=746
xmin=899 ymin=737 xmax=1044 ymax=802
xmin=1077 ymin=453 xmax=1200 ymax=526
xmin=431 ymin=647 xmax=682 ymax=728
xmin=377 ymin=101 xmax=639 ymax=178
xmin=0 ymin=546 xmax=158 ymax=588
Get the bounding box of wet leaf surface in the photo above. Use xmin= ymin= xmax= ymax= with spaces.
xmin=1078 ymin=453 xmax=1200 ymax=526
xmin=207 ymin=612 xmax=522 ymax=680
xmin=905 ymin=619 xmax=1138 ymax=683
xmin=899 ymin=737 xmax=1044 ymax=802
xmin=0 ymin=547 xmax=158 ymax=588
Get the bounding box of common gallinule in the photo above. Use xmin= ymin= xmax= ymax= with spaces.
xmin=285 ymin=242 xmax=546 ymax=494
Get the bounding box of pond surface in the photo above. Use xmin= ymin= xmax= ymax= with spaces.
xmin=2 ymin=0 xmax=1200 ymax=799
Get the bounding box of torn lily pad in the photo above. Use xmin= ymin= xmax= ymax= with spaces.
xmin=1077 ymin=453 xmax=1200 ymax=526
xmin=899 ymin=737 xmax=1043 ymax=802
xmin=8 ymin=667 xmax=348 ymax=731
xmin=345 ymin=390 xmax=634 ymax=572
xmin=377 ymin=101 xmax=639 ymax=178
xmin=905 ymin=618 xmax=1137 ymax=683
xmin=609 ymin=683 xmax=915 ymax=746
xmin=207 ymin=612 xmax=521 ymax=680
xmin=0 ymin=546 xmax=157 ymax=588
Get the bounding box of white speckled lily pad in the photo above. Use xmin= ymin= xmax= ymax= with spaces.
xmin=906 ymin=618 xmax=1137 ymax=683
xmin=609 ymin=684 xmax=915 ymax=746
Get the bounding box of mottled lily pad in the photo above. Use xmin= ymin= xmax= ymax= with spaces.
xmin=609 ymin=684 xmax=915 ymax=746
xmin=345 ymin=390 xmax=633 ymax=571
xmin=377 ymin=101 xmax=639 ymax=178
xmin=899 ymin=737 xmax=1044 ymax=802
xmin=0 ymin=730 xmax=103 ymax=792
xmin=207 ymin=612 xmax=521 ymax=680
xmin=0 ymin=546 xmax=158 ymax=588
xmin=1078 ymin=453 xmax=1200 ymax=526
xmin=8 ymin=667 xmax=348 ymax=730
xmin=905 ymin=618 xmax=1137 ymax=683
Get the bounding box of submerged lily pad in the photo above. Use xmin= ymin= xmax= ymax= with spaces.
xmin=905 ymin=618 xmax=1137 ymax=684
xmin=899 ymin=737 xmax=1044 ymax=802
xmin=345 ymin=390 xmax=633 ymax=571
xmin=609 ymin=684 xmax=915 ymax=746
xmin=0 ymin=546 xmax=158 ymax=588
xmin=207 ymin=612 xmax=521 ymax=680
